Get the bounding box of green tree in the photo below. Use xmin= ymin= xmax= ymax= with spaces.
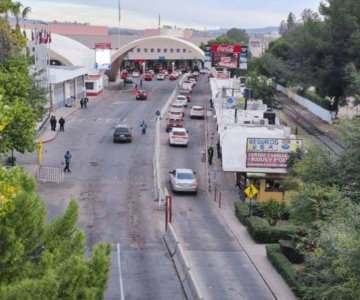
xmin=259 ymin=198 xmax=288 ymax=226
xmin=0 ymin=169 xmax=112 ymax=298
xmin=245 ymin=72 xmax=277 ymax=107
xmin=225 ymin=28 xmax=249 ymax=44
xmin=0 ymin=99 xmax=37 ymax=164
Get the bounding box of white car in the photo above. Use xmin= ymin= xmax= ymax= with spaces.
xmin=200 ymin=68 xmax=208 ymax=74
xmin=175 ymin=95 xmax=188 ymax=107
xmin=132 ymin=71 xmax=140 ymax=77
xmin=156 ymin=73 xmax=165 ymax=80
xmin=170 ymin=103 xmax=185 ymax=116
xmin=169 ymin=168 xmax=198 ymax=193
xmin=169 ymin=127 xmax=188 ymax=147
xmin=190 ymin=106 xmax=205 ymax=119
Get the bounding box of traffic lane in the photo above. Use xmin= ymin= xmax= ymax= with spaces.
xmin=37 ymin=81 xmax=184 ymax=300
xmin=160 ymin=77 xmax=275 ymax=299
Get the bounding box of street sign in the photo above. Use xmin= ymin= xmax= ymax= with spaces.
xmin=244 ymin=184 xmax=258 ymax=199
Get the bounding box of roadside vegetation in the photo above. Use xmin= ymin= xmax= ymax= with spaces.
xmin=0 ymin=2 xmax=112 ymax=298
xmin=234 ymin=1 xmax=360 ymax=298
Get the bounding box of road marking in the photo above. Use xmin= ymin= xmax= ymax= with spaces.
xmin=117 ymin=243 xmax=125 ymax=300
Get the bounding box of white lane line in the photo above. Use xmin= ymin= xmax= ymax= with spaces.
xmin=117 ymin=243 xmax=125 ymax=300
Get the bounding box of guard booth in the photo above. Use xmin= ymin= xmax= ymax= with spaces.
xmin=237 ymin=172 xmax=286 ymax=202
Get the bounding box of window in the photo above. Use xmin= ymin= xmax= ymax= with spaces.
xmin=137 ymin=48 xmax=141 ymax=53
xmin=170 ymin=48 xmax=174 ymax=53
xmin=176 ymin=48 xmax=180 ymax=53
xmin=85 ymin=82 xmax=94 ymax=90
xmin=144 ymin=48 xmax=148 ymax=52
xmin=157 ymin=48 xmax=161 ymax=53
xmin=265 ymin=179 xmax=283 ymax=192
xmin=164 ymin=48 xmax=167 ymax=53
xmin=183 ymin=48 xmax=186 ymax=53
xmin=151 ymin=48 xmax=154 ymax=53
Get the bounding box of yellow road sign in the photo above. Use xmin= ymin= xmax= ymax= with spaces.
xmin=244 ymin=184 xmax=258 ymax=199
xmin=38 ymin=138 xmax=43 ymax=166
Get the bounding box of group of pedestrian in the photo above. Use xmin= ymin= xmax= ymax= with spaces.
xmin=207 ymin=140 xmax=221 ymax=165
xmin=80 ymin=97 xmax=89 ymax=109
xmin=50 ymin=115 xmax=65 ymax=131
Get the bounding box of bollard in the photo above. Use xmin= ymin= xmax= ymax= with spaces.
xmin=219 ymin=191 xmax=222 ymax=208
xmin=214 ymin=186 xmax=217 ymax=202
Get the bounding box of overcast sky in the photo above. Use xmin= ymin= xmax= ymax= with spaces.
xmin=22 ymin=0 xmax=322 ymax=30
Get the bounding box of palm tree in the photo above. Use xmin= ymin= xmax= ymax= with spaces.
xmin=10 ymin=1 xmax=31 ymax=30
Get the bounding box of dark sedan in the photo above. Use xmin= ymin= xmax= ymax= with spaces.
xmin=113 ymin=124 xmax=133 ymax=143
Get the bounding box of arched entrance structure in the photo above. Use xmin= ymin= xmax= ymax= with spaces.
xmin=107 ymin=36 xmax=205 ymax=81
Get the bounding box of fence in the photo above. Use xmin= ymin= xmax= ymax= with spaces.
xmin=37 ymin=166 xmax=64 ymax=183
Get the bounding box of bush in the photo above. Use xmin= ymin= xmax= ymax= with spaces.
xmin=246 ymin=216 xmax=301 ymax=243
xmin=278 ymin=239 xmax=304 ymax=264
xmin=266 ymin=244 xmax=304 ymax=297
xmin=234 ymin=201 xmax=250 ymax=224
xmin=259 ymin=198 xmax=288 ymax=226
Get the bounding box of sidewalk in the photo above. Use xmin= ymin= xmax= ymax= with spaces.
xmin=36 ymin=104 xmax=80 ymax=144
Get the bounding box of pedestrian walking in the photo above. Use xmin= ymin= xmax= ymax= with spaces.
xmin=140 ymin=79 xmax=143 ymax=87
xmin=84 ymin=97 xmax=89 ymax=109
xmin=216 ymin=140 xmax=221 ymax=159
xmin=50 ymin=115 xmax=57 ymax=131
xmin=59 ymin=117 xmax=65 ymax=132
xmin=80 ymin=98 xmax=84 ymax=109
xmin=209 ymin=98 xmax=213 ymax=109
xmin=208 ymin=145 xmax=214 ymax=165
xmin=63 ymin=150 xmax=72 ymax=173
xmin=140 ymin=120 xmax=147 ymax=135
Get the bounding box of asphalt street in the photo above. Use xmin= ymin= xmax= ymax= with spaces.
xmin=161 ymin=75 xmax=274 ymax=299
xmin=33 ymin=78 xmax=185 ymax=300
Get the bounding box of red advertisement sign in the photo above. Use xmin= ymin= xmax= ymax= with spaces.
xmin=95 ymin=42 xmax=112 ymax=49
xmin=211 ymin=44 xmax=242 ymax=53
xmin=246 ymin=152 xmax=289 ymax=168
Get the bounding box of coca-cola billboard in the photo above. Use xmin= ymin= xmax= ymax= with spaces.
xmin=211 ymin=44 xmax=242 ymax=53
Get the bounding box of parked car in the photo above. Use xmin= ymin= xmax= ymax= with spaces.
xmin=200 ymin=68 xmax=208 ymax=74
xmin=113 ymin=124 xmax=133 ymax=143
xmin=190 ymin=106 xmax=205 ymax=119
xmin=183 ymin=80 xmax=195 ymax=88
xmin=166 ymin=117 xmax=184 ymax=132
xmin=169 ymin=168 xmax=198 ymax=193
xmin=188 ymin=78 xmax=197 ymax=86
xmin=192 ymin=71 xmax=199 ymax=77
xmin=169 ymin=127 xmax=189 ymax=147
xmin=175 ymin=95 xmax=188 ymax=107
xmin=135 ymin=89 xmax=147 ymax=100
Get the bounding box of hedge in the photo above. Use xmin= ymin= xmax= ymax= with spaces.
xmin=266 ymin=244 xmax=304 ymax=297
xmin=245 ymin=216 xmax=301 ymax=243
xmin=234 ymin=201 xmax=250 ymax=224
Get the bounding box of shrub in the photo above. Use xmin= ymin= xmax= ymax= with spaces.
xmin=234 ymin=201 xmax=250 ymax=224
xmin=259 ymin=198 xmax=288 ymax=226
xmin=266 ymin=244 xmax=304 ymax=297
xmin=278 ymin=239 xmax=304 ymax=264
xmin=246 ymin=216 xmax=301 ymax=243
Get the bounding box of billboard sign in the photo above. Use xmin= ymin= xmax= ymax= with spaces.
xmin=246 ymin=138 xmax=302 ymax=153
xmin=204 ymin=51 xmax=211 ymax=62
xmin=211 ymin=44 xmax=242 ymax=69
xmin=246 ymin=138 xmax=302 ymax=168
xmin=246 ymin=152 xmax=290 ymax=168
xmin=95 ymin=42 xmax=111 ymax=70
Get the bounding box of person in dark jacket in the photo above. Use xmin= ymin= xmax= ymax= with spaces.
xmin=50 ymin=115 xmax=57 ymax=131
xmin=208 ymin=145 xmax=214 ymax=165
xmin=59 ymin=117 xmax=65 ymax=132
xmin=64 ymin=150 xmax=72 ymax=173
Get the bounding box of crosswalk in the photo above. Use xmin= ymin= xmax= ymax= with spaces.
xmin=67 ymin=117 xmax=125 ymax=125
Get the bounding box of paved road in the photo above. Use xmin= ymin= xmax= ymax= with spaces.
xmin=160 ymin=75 xmax=275 ymax=300
xmin=34 ymin=79 xmax=185 ymax=299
